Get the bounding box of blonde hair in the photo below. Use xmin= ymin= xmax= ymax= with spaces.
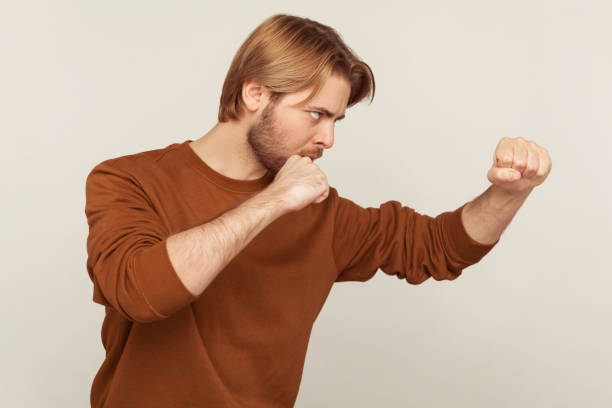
xmin=218 ymin=14 xmax=375 ymax=122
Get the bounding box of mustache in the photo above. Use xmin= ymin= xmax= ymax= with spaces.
xmin=303 ymin=149 xmax=323 ymax=159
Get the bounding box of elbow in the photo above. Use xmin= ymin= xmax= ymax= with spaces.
xmin=394 ymin=259 xmax=464 ymax=284
xmin=90 ymin=242 xmax=198 ymax=324
xmin=92 ymin=266 xmax=175 ymax=324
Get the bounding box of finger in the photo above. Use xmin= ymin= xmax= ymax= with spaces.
xmin=511 ymin=140 xmax=528 ymax=174
xmin=536 ymin=145 xmax=552 ymax=177
xmin=314 ymin=187 xmax=329 ymax=203
xmin=495 ymin=138 xmax=514 ymax=168
xmin=488 ymin=166 xmax=521 ymax=184
xmin=523 ymin=143 xmax=540 ymax=178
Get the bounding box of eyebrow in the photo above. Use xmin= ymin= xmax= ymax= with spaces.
xmin=308 ymin=105 xmax=346 ymax=121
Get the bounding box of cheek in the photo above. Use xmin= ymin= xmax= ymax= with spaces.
xmin=278 ymin=116 xmax=313 ymax=147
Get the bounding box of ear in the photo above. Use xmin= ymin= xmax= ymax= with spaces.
xmin=241 ymin=80 xmax=270 ymax=113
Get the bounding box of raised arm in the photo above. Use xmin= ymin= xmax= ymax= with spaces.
xmin=167 ymin=154 xmax=329 ymax=297
xmin=461 ymin=137 xmax=552 ymax=245
xmin=166 ymin=189 xmax=283 ymax=297
xmin=85 ymin=155 xmax=327 ymax=323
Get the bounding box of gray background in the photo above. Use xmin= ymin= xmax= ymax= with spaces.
xmin=2 ymin=0 xmax=611 ymax=406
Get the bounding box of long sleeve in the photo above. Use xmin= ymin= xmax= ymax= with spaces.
xmin=84 ymin=160 xmax=198 ymax=323
xmin=331 ymin=188 xmax=499 ymax=283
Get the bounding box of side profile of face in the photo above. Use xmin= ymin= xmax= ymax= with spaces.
xmin=247 ymin=72 xmax=351 ymax=175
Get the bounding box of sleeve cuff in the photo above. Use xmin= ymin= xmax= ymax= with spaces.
xmin=442 ymin=203 xmax=499 ymax=264
xmin=134 ymin=239 xmax=199 ymax=319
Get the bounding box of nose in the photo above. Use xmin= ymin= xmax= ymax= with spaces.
xmin=316 ymin=123 xmax=335 ymax=149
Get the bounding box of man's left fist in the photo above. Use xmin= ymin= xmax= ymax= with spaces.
xmin=487 ymin=137 xmax=552 ymax=194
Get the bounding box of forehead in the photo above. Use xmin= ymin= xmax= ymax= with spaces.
xmin=277 ymin=73 xmax=351 ymax=113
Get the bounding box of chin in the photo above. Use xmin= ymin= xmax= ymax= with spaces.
xmin=262 ymin=156 xmax=287 ymax=175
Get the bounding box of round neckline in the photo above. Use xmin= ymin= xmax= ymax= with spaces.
xmin=179 ymin=139 xmax=275 ymax=193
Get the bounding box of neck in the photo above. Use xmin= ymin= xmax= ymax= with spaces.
xmin=189 ymin=120 xmax=268 ymax=180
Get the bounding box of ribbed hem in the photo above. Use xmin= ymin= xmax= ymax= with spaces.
xmin=133 ymin=240 xmax=199 ymax=320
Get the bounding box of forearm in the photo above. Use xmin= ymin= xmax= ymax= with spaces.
xmin=461 ymin=184 xmax=533 ymax=245
xmin=166 ymin=189 xmax=285 ymax=296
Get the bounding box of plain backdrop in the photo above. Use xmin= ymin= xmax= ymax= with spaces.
xmin=2 ymin=0 xmax=611 ymax=407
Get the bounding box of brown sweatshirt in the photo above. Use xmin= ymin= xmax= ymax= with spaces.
xmin=84 ymin=139 xmax=498 ymax=408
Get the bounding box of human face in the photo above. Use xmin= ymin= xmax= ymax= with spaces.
xmin=247 ymin=73 xmax=351 ymax=175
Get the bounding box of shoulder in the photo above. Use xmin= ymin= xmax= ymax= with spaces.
xmin=86 ymin=141 xmax=182 ymax=182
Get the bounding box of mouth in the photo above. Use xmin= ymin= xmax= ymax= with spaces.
xmin=305 ymin=152 xmax=322 ymax=161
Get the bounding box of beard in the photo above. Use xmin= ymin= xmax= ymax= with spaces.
xmin=246 ymin=100 xmax=288 ymax=176
xmin=247 ymin=100 xmax=323 ymax=176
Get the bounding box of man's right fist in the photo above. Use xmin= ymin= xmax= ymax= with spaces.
xmin=264 ymin=155 xmax=330 ymax=214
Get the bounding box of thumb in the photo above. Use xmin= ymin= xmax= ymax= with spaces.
xmin=488 ymin=167 xmax=521 ymax=184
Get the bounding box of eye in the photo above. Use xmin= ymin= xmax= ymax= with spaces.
xmin=309 ymin=111 xmax=322 ymax=120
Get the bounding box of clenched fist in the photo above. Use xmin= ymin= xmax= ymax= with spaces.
xmin=264 ymin=155 xmax=330 ymax=214
xmin=487 ymin=137 xmax=552 ymax=194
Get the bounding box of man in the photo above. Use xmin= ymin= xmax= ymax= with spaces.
xmin=84 ymin=14 xmax=551 ymax=408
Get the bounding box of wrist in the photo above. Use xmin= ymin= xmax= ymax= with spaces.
xmin=488 ymin=184 xmax=533 ymax=206
xmin=251 ymin=187 xmax=290 ymax=218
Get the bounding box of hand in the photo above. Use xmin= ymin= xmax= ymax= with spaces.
xmin=263 ymin=155 xmax=330 ymax=214
xmin=487 ymin=137 xmax=552 ymax=194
